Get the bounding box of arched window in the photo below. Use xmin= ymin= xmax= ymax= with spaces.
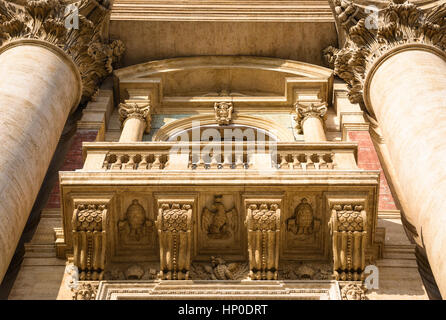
xmin=167 ymin=124 xmax=277 ymax=142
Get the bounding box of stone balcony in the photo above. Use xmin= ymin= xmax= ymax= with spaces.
xmin=81 ymin=141 xmax=357 ymax=172
xmin=57 ymin=140 xmax=381 ymax=287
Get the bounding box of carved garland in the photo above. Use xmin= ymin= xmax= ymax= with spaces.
xmin=0 ymin=0 xmax=125 ymax=103
xmin=325 ymin=0 xmax=446 ymax=108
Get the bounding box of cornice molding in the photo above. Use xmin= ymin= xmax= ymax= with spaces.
xmin=324 ymin=0 xmax=446 ymax=113
xmin=110 ymin=1 xmax=335 ymax=22
xmin=0 ymin=0 xmax=124 ymax=104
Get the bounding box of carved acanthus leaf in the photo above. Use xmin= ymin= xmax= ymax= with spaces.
xmin=118 ymin=102 xmax=152 ymax=132
xmin=326 ymin=0 xmax=446 ymax=106
xmin=293 ymin=102 xmax=327 ymax=134
xmin=0 ymin=0 xmax=125 ymax=103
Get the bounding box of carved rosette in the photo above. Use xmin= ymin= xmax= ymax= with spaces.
xmin=245 ymin=201 xmax=281 ymax=280
xmin=72 ymin=282 xmax=98 ymax=300
xmin=156 ymin=201 xmax=193 ymax=280
xmin=0 ymin=0 xmax=125 ymax=103
xmin=340 ymin=282 xmax=367 ymax=300
xmin=329 ymin=204 xmax=367 ymax=281
xmin=325 ymin=0 xmax=446 ymax=107
xmin=72 ymin=203 xmax=107 ymax=280
xmin=294 ymin=102 xmax=327 ymax=134
xmin=214 ymin=101 xmax=233 ymax=125
xmin=118 ymin=102 xmax=152 ymax=132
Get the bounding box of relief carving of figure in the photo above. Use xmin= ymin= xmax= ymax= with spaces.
xmin=286 ymin=198 xmax=320 ymax=239
xmin=118 ymin=199 xmax=153 ymax=243
xmin=201 ymin=195 xmax=237 ymax=240
xmin=214 ymin=101 xmax=233 ymax=125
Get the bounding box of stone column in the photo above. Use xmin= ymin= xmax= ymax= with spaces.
xmin=294 ymin=102 xmax=327 ymax=142
xmin=118 ymin=102 xmax=151 ymax=142
xmin=0 ymin=0 xmax=123 ymax=282
xmin=327 ymin=1 xmax=446 ymax=298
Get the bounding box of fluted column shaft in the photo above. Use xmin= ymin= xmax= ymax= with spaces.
xmin=0 ymin=40 xmax=81 ymax=281
xmin=365 ymin=45 xmax=446 ymax=297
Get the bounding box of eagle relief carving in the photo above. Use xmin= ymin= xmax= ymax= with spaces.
xmin=286 ymin=198 xmax=320 ymax=241
xmin=201 ymin=195 xmax=237 ymax=240
xmin=118 ymin=199 xmax=154 ymax=244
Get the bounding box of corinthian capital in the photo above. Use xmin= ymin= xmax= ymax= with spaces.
xmin=118 ymin=102 xmax=151 ymax=132
xmin=0 ymin=0 xmax=125 ymax=103
xmin=324 ymin=0 xmax=446 ymax=106
xmin=294 ymin=102 xmax=327 ymax=133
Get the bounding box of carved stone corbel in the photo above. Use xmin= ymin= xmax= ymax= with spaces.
xmin=214 ymin=101 xmax=233 ymax=125
xmin=72 ymin=203 xmax=108 ymax=280
xmin=325 ymin=0 xmax=446 ymax=108
xmin=329 ymin=204 xmax=367 ymax=281
xmin=245 ymin=200 xmax=281 ymax=280
xmin=294 ymin=102 xmax=327 ymax=134
xmin=156 ymin=200 xmax=194 ymax=280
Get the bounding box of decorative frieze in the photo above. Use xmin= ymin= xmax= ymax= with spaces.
xmin=0 ymin=0 xmax=124 ymax=102
xmin=325 ymin=0 xmax=446 ymax=106
xmin=214 ymin=101 xmax=233 ymax=125
xmin=294 ymin=102 xmax=327 ymax=134
xmin=245 ymin=200 xmax=281 ymax=280
xmin=329 ymin=204 xmax=367 ymax=281
xmin=156 ymin=200 xmax=194 ymax=280
xmin=72 ymin=203 xmax=107 ymax=280
xmin=118 ymin=102 xmax=152 ymax=132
